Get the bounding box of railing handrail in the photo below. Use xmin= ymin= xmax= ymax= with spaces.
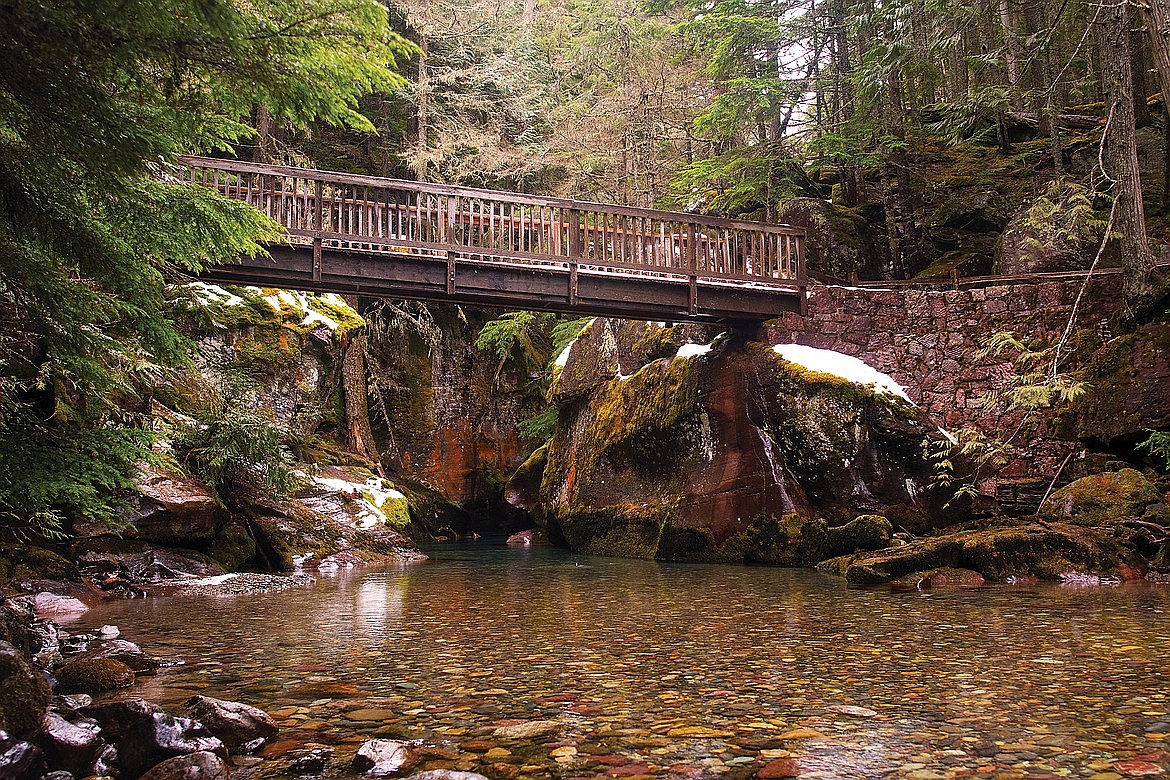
xmin=178 ymin=155 xmax=808 ymax=238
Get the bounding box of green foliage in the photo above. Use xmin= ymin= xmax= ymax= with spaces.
xmin=1138 ymin=430 xmax=1170 ymax=472
xmin=927 ymin=331 xmax=1090 ymax=504
xmin=0 ymin=423 xmax=153 ymax=541
xmin=173 ymin=399 xmax=304 ymax=504
xmin=518 ymin=405 xmax=560 ymax=442
xmin=476 ymin=311 xmax=555 ymax=375
xmin=1012 ymin=180 xmax=1109 ymax=261
xmin=0 ymin=0 xmax=408 ymax=535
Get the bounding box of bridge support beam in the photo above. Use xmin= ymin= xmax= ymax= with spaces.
xmin=201 ymin=245 xmax=802 ymax=324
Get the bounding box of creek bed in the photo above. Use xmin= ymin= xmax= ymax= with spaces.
xmin=62 ymin=543 xmax=1170 ymax=779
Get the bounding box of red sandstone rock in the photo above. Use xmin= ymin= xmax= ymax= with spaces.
xmin=757 ymin=758 xmax=802 ymax=778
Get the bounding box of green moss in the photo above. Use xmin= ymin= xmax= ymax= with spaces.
xmin=206 ymin=521 xmax=258 ymax=571
xmin=0 ymin=544 xmax=78 ymax=583
xmin=56 ymin=658 xmax=135 ymax=695
xmin=305 ymin=296 xmax=365 ymax=333
xmin=561 ymin=503 xmax=676 ymax=559
xmin=817 ymin=521 xmax=1136 ymax=583
xmin=824 ymin=515 xmax=894 ymax=557
xmin=0 ymin=643 xmax=51 ymax=736
xmin=1041 ymin=469 xmax=1162 ymax=525
xmin=631 ymin=324 xmax=689 ymax=362
xmin=1075 ymin=323 xmax=1170 ymax=444
xmin=231 ymin=325 xmax=303 ymax=375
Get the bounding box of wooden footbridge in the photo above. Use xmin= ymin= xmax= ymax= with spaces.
xmin=181 ymin=157 xmax=806 ymax=322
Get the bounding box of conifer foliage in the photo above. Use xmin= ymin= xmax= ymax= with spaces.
xmin=0 ymin=0 xmax=411 ymax=536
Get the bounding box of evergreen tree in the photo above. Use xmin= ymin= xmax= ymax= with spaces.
xmin=0 ymin=0 xmax=411 ymax=536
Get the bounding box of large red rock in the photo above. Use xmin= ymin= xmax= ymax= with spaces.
xmin=537 ymin=324 xmax=941 ymax=562
xmin=121 ymin=465 xmax=221 ymax=544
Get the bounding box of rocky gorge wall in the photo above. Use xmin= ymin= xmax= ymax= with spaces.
xmin=765 ymin=276 xmax=1138 ymax=512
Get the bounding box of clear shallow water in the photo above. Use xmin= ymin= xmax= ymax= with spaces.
xmin=65 ymin=544 xmax=1170 ymax=779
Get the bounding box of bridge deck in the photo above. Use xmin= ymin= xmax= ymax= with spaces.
xmin=181 ymin=156 xmax=807 ymax=322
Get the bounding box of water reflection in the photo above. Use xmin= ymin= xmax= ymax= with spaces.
xmin=66 ymin=545 xmax=1170 ymax=778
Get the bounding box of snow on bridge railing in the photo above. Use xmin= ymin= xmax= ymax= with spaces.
xmin=179 ymin=156 xmax=806 ymax=300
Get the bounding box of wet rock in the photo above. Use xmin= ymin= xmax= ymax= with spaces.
xmin=72 ymin=538 xmax=224 ymax=586
xmin=32 ymin=714 xmax=104 ymax=778
xmin=504 ymin=529 xmax=545 ymax=545
xmin=0 ymin=731 xmax=46 ymax=780
xmin=121 ymin=465 xmax=221 ymax=545
xmin=30 ymin=594 xmax=87 ymax=619
xmin=1040 ymin=470 xmax=1163 ymax=526
xmin=0 ymin=641 xmax=52 ymax=736
xmin=136 ymin=750 xmax=230 ymax=780
xmin=77 ymin=639 xmax=159 ymax=673
xmin=40 ymin=771 xmax=74 ymax=780
xmin=51 ymin=695 xmax=92 ymax=716
xmin=181 ymin=696 xmax=277 ymax=753
xmin=403 ymin=772 xmax=490 ymax=780
xmin=757 ymin=758 xmax=802 ymax=779
xmin=491 ymin=720 xmax=563 ymax=739
xmin=288 ymin=747 xmax=333 ymax=773
xmin=819 ymin=521 xmax=1138 ymax=583
xmin=352 ymin=739 xmax=421 ymax=776
xmin=81 ymin=699 xmax=163 ymax=743
xmin=116 ymin=712 xmax=227 ymax=779
xmin=54 ymin=658 xmax=134 ymax=695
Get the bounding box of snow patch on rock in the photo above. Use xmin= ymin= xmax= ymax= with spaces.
xmin=773 ymin=343 xmax=910 ymax=400
xmin=676 ymin=342 xmax=713 ymax=359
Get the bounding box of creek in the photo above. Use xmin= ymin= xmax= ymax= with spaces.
xmin=62 ymin=543 xmax=1170 ymax=779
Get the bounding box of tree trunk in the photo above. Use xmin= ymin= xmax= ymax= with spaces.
xmin=415 ymin=39 xmax=430 ymax=183
xmin=253 ymin=105 xmax=274 ymax=164
xmin=342 ymin=330 xmax=379 ymax=463
xmin=1132 ymin=22 xmax=1153 ymax=127
xmin=340 ymin=296 xmax=378 ymax=463
xmin=1095 ymin=0 xmax=1157 ymax=314
xmin=998 ymin=0 xmax=1023 ymax=110
xmin=1141 ymin=0 xmax=1170 ymax=208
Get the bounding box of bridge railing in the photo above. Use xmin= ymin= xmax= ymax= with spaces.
xmin=178 ymin=156 xmax=806 ymax=293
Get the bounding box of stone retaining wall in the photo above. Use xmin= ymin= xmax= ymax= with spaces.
xmin=765 ymin=277 xmax=1121 ymax=511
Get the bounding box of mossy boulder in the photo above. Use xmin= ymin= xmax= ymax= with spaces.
xmin=929 ymin=189 xmax=1011 ymax=233
xmin=994 ymin=188 xmax=1100 ymax=275
xmin=1075 ymin=321 xmax=1170 ymax=447
xmin=55 ymin=658 xmax=134 ymax=695
xmin=0 ymin=545 xmax=78 ymax=584
xmin=774 ymin=197 xmax=888 ymax=280
xmin=1040 ymin=469 xmax=1163 ymax=525
xmin=0 ymin=640 xmax=52 ymax=736
xmin=504 ymin=444 xmax=548 ymax=513
xmin=206 ymin=521 xmax=258 ymax=571
xmin=540 ymin=327 xmax=942 ymax=563
xmin=818 ymin=521 xmax=1138 ymax=583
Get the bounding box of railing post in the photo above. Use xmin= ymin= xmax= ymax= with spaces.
xmin=568 ymin=209 xmax=582 ymax=306
xmin=796 ymin=229 xmax=807 ymax=316
xmin=687 ymin=222 xmax=698 ymax=315
xmin=313 ymin=177 xmax=324 ymax=283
